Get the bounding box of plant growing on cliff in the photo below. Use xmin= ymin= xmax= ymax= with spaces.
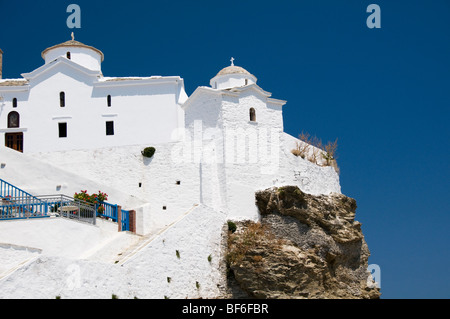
xmin=278 ymin=186 xmax=303 ymax=200
xmin=291 ymin=132 xmax=312 ymax=159
xmin=322 ymin=139 xmax=338 ymax=166
xmin=227 ymin=221 xmax=237 ymax=233
xmin=291 ymin=132 xmax=339 ymax=173
xmin=226 ymin=222 xmax=280 ymax=267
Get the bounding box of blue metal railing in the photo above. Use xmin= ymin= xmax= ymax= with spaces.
xmin=0 ymin=195 xmax=97 ymax=224
xmin=0 ymin=179 xmax=129 ymax=231
xmin=95 ymin=202 xmax=130 ymax=231
xmin=0 ymin=179 xmax=45 ymax=220
xmin=0 ymin=199 xmax=47 ymax=220
xmin=95 ymin=202 xmax=118 ymax=222
xmin=0 ymin=179 xmax=40 ymax=202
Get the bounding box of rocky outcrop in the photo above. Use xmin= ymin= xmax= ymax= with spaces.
xmin=225 ymin=186 xmax=380 ymax=299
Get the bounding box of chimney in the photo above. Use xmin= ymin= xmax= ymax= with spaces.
xmin=0 ymin=48 xmax=3 ymax=79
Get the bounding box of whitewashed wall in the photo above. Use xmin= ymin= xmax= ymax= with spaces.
xmin=0 ymin=204 xmax=227 ymax=299
xmin=120 ymin=204 xmax=227 ymax=299
xmin=30 ymin=81 xmax=341 ymax=233
xmin=0 ymin=144 xmax=145 ymax=209
xmin=32 ymin=132 xmax=340 ymax=233
xmin=34 ymin=142 xmax=202 ymax=236
xmin=0 ymin=59 xmax=186 ymax=154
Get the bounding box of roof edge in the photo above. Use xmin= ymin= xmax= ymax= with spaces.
xmin=21 ymin=57 xmax=101 ymax=80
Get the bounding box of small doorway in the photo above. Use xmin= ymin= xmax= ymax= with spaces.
xmin=5 ymin=133 xmax=23 ymax=153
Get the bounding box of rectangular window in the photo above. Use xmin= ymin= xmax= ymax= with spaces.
xmin=106 ymin=121 xmax=114 ymax=136
xmin=59 ymin=123 xmax=67 ymax=138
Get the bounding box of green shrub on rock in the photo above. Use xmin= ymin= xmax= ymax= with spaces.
xmin=142 ymin=147 xmax=156 ymax=158
xmin=228 ymin=221 xmax=237 ymax=233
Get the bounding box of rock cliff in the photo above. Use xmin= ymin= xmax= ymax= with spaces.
xmin=225 ymin=186 xmax=380 ymax=299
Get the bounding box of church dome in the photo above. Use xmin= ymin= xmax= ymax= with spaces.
xmin=216 ymin=65 xmax=251 ymax=77
xmin=210 ymin=58 xmax=257 ymax=90
xmin=41 ymin=34 xmax=104 ymax=72
xmin=41 ymin=39 xmax=104 ymax=62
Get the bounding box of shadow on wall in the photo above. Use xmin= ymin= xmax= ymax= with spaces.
xmin=142 ymin=147 xmax=156 ymax=166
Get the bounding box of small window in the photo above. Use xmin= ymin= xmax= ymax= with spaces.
xmin=176 ymin=181 xmax=181 ymax=185
xmin=60 ymin=92 xmax=65 ymax=107
xmin=106 ymin=121 xmax=114 ymax=136
xmin=107 ymin=95 xmax=112 ymax=107
xmin=66 ymin=52 xmax=71 ymax=60
xmin=249 ymin=108 xmax=256 ymax=122
xmin=12 ymin=98 xmax=17 ymax=108
xmin=245 ymin=79 xmax=248 ymax=86
xmin=7 ymin=111 xmax=19 ymax=128
xmin=59 ymin=123 xmax=67 ymax=138
xmin=163 ymin=206 xmax=167 ymax=210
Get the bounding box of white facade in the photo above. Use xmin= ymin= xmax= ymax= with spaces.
xmin=0 ymin=39 xmax=187 ymax=153
xmin=0 ymin=38 xmax=343 ymax=299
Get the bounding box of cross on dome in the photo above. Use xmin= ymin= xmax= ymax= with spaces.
xmin=230 ymin=57 xmax=235 ymax=66
xmin=71 ymin=32 xmax=75 ymax=41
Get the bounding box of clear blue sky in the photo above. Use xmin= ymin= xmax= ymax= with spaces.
xmin=1 ymin=0 xmax=449 ymax=299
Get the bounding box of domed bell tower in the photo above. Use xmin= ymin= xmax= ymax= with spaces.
xmin=41 ymin=33 xmax=104 ymax=72
xmin=210 ymin=58 xmax=257 ymax=90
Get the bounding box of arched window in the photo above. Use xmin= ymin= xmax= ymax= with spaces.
xmin=60 ymin=92 xmax=65 ymax=107
xmin=12 ymin=98 xmax=17 ymax=108
xmin=66 ymin=52 xmax=71 ymax=60
xmin=107 ymin=95 xmax=112 ymax=107
xmin=249 ymin=108 xmax=256 ymax=122
xmin=7 ymin=111 xmax=19 ymax=128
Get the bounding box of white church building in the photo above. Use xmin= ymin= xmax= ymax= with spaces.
xmin=0 ymin=36 xmax=341 ymax=236
xmin=0 ymin=37 xmax=187 ymax=153
xmin=0 ymin=36 xmax=345 ymax=298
